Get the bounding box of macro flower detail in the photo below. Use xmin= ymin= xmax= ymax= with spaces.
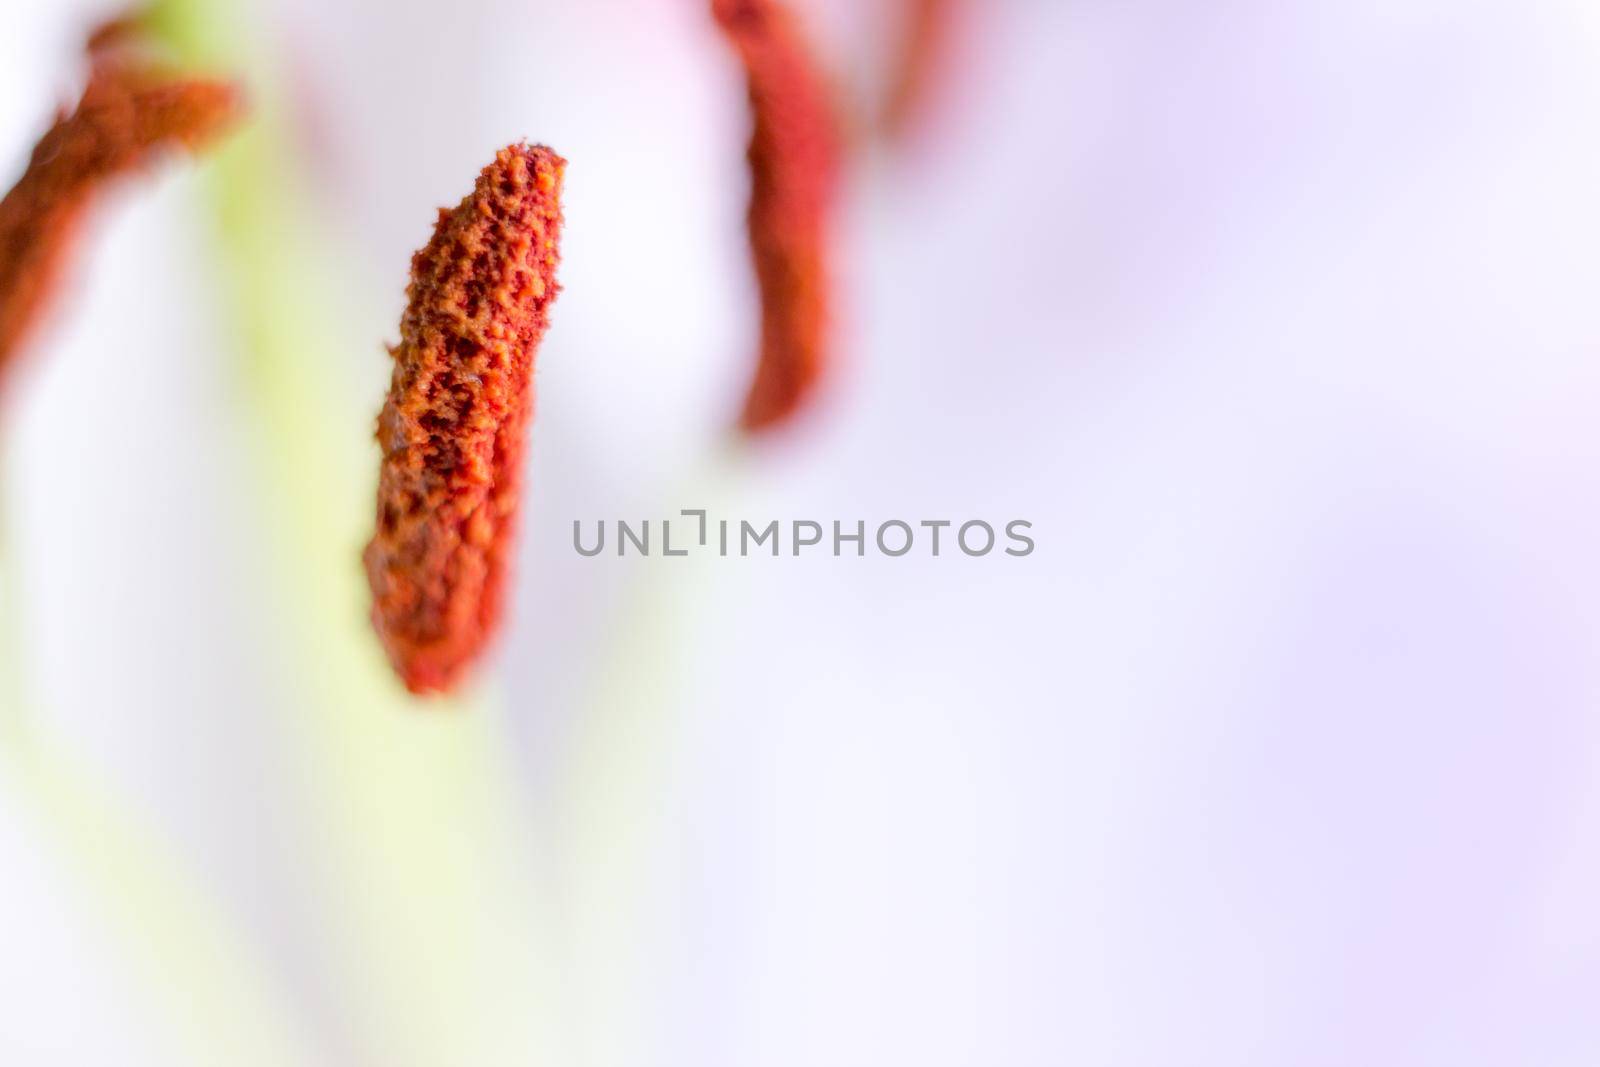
xmin=364 ymin=143 xmax=566 ymax=696
xmin=713 ymin=0 xmax=843 ymax=433
xmin=0 ymin=41 xmax=240 ymax=388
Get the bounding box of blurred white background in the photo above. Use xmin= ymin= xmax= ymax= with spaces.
xmin=4 ymin=0 xmax=1600 ymax=1064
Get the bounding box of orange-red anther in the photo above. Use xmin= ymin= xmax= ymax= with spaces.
xmin=882 ymin=0 xmax=959 ymax=142
xmin=364 ymin=144 xmax=567 ymax=696
xmin=713 ymin=0 xmax=843 ymax=433
xmin=0 ymin=51 xmax=239 ymax=388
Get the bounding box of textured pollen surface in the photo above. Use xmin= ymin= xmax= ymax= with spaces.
xmin=713 ymin=0 xmax=842 ymax=433
xmin=364 ymin=144 xmax=566 ymax=696
xmin=0 ymin=57 xmax=239 ymax=385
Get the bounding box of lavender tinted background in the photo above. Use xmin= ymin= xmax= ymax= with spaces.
xmin=4 ymin=0 xmax=1600 ymax=1063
